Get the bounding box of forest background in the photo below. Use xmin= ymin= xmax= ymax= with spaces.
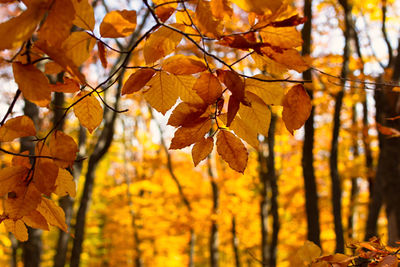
xmin=0 ymin=0 xmax=399 ymax=266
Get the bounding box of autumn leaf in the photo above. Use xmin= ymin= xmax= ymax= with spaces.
xmin=98 ymin=41 xmax=108 ymax=68
xmin=261 ymin=47 xmax=309 ymax=73
xmin=162 ymin=55 xmax=207 ymax=75
xmin=216 ymin=130 xmax=248 ymax=173
xmin=73 ymin=91 xmax=103 ymax=133
xmin=5 ymin=183 xmax=42 ymax=219
xmin=193 ymin=72 xmax=223 ymax=105
xmin=22 ymin=210 xmax=49 ymax=231
xmin=282 ymin=84 xmax=312 ymax=134
xmin=155 ymin=6 xmax=175 ymax=22
xmin=167 ymin=102 xmax=206 ymax=127
xmin=3 ymin=219 xmax=28 ymax=242
xmin=231 ymin=0 xmax=283 ymax=14
xmin=144 ymin=23 xmax=185 ymax=64
xmin=295 ymin=241 xmax=321 ymax=265
xmin=37 ymin=197 xmax=68 ymax=232
xmin=244 ymin=74 xmax=285 ymax=105
xmin=192 ymin=137 xmax=214 ymax=166
xmin=260 ymin=26 xmax=302 ymax=49
xmin=216 ymin=69 xmax=245 ymax=102
xmin=100 ymin=10 xmax=137 ymax=38
xmin=0 ymin=166 xmax=28 ymax=196
xmin=122 ymin=69 xmax=156 ymax=95
xmin=54 ymin=168 xmax=76 ymax=198
xmin=226 ymin=96 xmax=240 ymax=127
xmin=229 ymin=116 xmax=259 ymax=148
xmin=0 ymin=116 xmax=36 ymax=142
xmin=238 ymin=92 xmax=271 ymax=136
xmin=49 ymin=131 xmax=78 ymax=168
xmin=72 ymin=0 xmax=95 ymax=31
xmin=62 ymin=31 xmax=96 ymax=67
xmin=33 ymin=160 xmax=59 ymax=196
xmin=13 ymin=62 xmax=51 ymax=107
xmin=210 ymin=0 xmax=233 ymax=20
xmin=377 ymin=255 xmax=398 ymax=267
xmin=50 ymin=77 xmax=80 ymax=93
xmin=170 ymin=118 xmax=211 ymax=149
xmin=195 ymin=0 xmax=221 ymax=38
xmin=377 ymin=123 xmax=400 ymax=137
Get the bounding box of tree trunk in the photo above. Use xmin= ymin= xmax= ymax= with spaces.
xmin=208 ymin=158 xmax=219 ymax=267
xmin=258 ymin=149 xmax=269 ymax=267
xmin=231 ymin=217 xmax=241 ymax=267
xmin=301 ymin=0 xmax=321 ymax=246
xmin=21 ymin=100 xmax=42 ymax=267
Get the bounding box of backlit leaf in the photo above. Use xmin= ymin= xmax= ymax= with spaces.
xmin=195 ymin=0 xmax=221 ymax=38
xmin=260 ymin=27 xmax=302 ymax=49
xmin=4 ymin=219 xmax=28 ymax=242
xmin=0 ymin=116 xmax=36 ymax=142
xmin=5 ymin=183 xmax=41 ymax=219
xmin=100 ymin=10 xmax=137 ymax=38
xmin=22 ymin=210 xmax=49 ymax=230
xmin=167 ymin=102 xmax=206 ymax=127
xmin=122 ymin=69 xmax=156 ymax=95
xmin=244 ymin=74 xmax=285 ymax=105
xmin=162 ymin=55 xmax=206 ymax=75
xmin=62 ymin=31 xmax=96 ymax=67
xmin=50 ymin=77 xmax=80 ymax=93
xmin=13 ymin=62 xmax=51 ymax=107
xmin=170 ymin=118 xmax=211 ymax=149
xmin=261 ymin=47 xmax=309 ymax=73
xmin=49 ymin=131 xmax=78 ymax=168
xmin=192 ymin=137 xmax=214 ymax=166
xmin=72 ymin=0 xmax=95 ymax=31
xmin=33 ymin=160 xmax=59 ymax=196
xmin=144 ymin=23 xmax=185 ymax=65
xmin=98 ymin=41 xmax=108 ymax=68
xmin=37 ymin=197 xmax=68 ymax=232
xmin=231 ymin=0 xmax=283 ymax=14
xmin=238 ymin=92 xmax=271 ymax=136
xmin=210 ymin=0 xmax=233 ymax=20
xmin=282 ymin=84 xmax=312 ymax=134
xmin=73 ymin=91 xmax=103 ymax=133
xmin=0 ymin=166 xmax=27 ymax=196
xmin=216 ymin=130 xmax=248 ymax=173
xmin=226 ymin=96 xmax=240 ymax=127
xmin=54 ymin=168 xmax=76 ymax=198
xmin=193 ymin=72 xmax=222 ymax=105
xmin=216 ymin=69 xmax=245 ymax=102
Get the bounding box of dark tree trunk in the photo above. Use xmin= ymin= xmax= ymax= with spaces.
xmin=301 ymin=0 xmax=321 ymax=246
xmin=258 ymin=150 xmax=270 ymax=267
xmin=21 ymin=100 xmax=42 ymax=267
xmin=231 ymin=217 xmax=241 ymax=267
xmin=208 ymin=158 xmax=219 ymax=267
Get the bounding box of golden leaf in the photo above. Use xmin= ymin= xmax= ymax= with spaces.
xmin=100 ymin=10 xmax=137 ymax=38
xmin=54 ymin=168 xmax=76 ymax=198
xmin=62 ymin=31 xmax=96 ymax=67
xmin=231 ymin=0 xmax=283 ymax=14
xmin=216 ymin=130 xmax=248 ymax=173
xmin=73 ymin=91 xmax=103 ymax=133
xmin=194 ymin=0 xmax=221 ymax=38
xmin=0 ymin=166 xmax=27 ymax=196
xmin=49 ymin=131 xmax=78 ymax=168
xmin=193 ymin=72 xmax=223 ymax=105
xmin=244 ymin=74 xmax=285 ymax=105
xmin=162 ymin=55 xmax=207 ymax=75
xmin=37 ymin=197 xmax=68 ymax=232
xmin=260 ymin=27 xmax=302 ymax=49
xmin=210 ymin=0 xmax=233 ymax=20
xmin=170 ymin=118 xmax=211 ymax=149
xmin=282 ymin=84 xmax=312 ymax=134
xmin=0 ymin=116 xmax=36 ymax=142
xmin=5 ymin=183 xmax=42 ymax=219
xmin=192 ymin=137 xmax=214 ymax=166
xmin=12 ymin=62 xmax=51 ymax=107
xmin=122 ymin=69 xmax=156 ymax=95
xmin=261 ymin=47 xmax=309 ymax=73
xmin=167 ymin=102 xmax=206 ymax=127
xmin=238 ymin=92 xmax=271 ymax=136
xmin=50 ymin=77 xmax=80 ymax=93
xmin=33 ymin=160 xmax=59 ymax=196
xmin=4 ymin=219 xmax=28 ymax=242
xmin=72 ymin=0 xmax=95 ymax=31
xmin=22 ymin=210 xmax=49 ymax=230
xmin=144 ymin=23 xmax=185 ymax=64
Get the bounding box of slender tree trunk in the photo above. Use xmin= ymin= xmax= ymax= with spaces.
xmin=231 ymin=217 xmax=241 ymax=267
xmin=10 ymin=234 xmax=17 ymax=267
xmin=258 ymin=149 xmax=269 ymax=267
xmin=208 ymin=158 xmax=219 ymax=267
xmin=301 ymin=0 xmax=321 ymax=246
xmin=21 ymin=100 xmax=42 ymax=267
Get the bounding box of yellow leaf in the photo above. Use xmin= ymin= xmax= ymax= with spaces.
xmin=144 ymin=23 xmax=185 ymax=65
xmin=162 ymin=55 xmax=207 ymax=75
xmin=0 ymin=116 xmax=36 ymax=142
xmin=296 ymin=241 xmax=321 ymax=265
xmin=100 ymin=10 xmax=137 ymax=38
xmin=5 ymin=183 xmax=42 ymax=219
xmin=210 ymin=0 xmax=233 ymax=20
xmin=121 ymin=69 xmax=156 ymax=95
xmin=260 ymin=27 xmax=302 ymax=49
xmin=49 ymin=131 xmax=78 ymax=168
xmin=37 ymin=197 xmax=68 ymax=232
xmin=12 ymin=62 xmax=51 ymax=107
xmin=231 ymin=0 xmax=283 ymax=14
xmin=0 ymin=0 xmax=46 ymax=51
xmin=282 ymin=84 xmax=312 ymax=134
xmin=192 ymin=137 xmax=214 ymax=166
xmin=216 ymin=130 xmax=248 ymax=173
xmin=50 ymin=77 xmax=80 ymax=93
xmin=172 ymin=74 xmax=204 ymax=105
xmin=4 ymin=219 xmax=28 ymax=242
xmin=229 ymin=116 xmax=259 ymax=148
xmin=62 ymin=31 xmax=96 ymax=67
xmin=170 ymin=118 xmax=211 ymax=149
xmin=22 ymin=210 xmax=49 ymax=230
xmin=72 ymin=0 xmax=95 ymax=31
xmin=261 ymin=47 xmax=309 ymax=73
xmin=0 ymin=166 xmax=28 ymax=196
xmin=193 ymin=72 xmax=223 ymax=105
xmin=37 ymin=0 xmax=75 ymax=47
xmin=244 ymin=74 xmax=285 ymax=105
xmin=55 ymin=168 xmax=76 ymax=198
xmin=238 ymin=92 xmax=271 ymax=136
xmin=195 ymin=0 xmax=221 ymax=38
xmin=73 ymin=91 xmax=103 ymax=133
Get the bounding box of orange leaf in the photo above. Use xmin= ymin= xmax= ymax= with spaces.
xmin=0 ymin=166 xmax=28 ymax=196
xmin=170 ymin=118 xmax=211 ymax=149
xmin=49 ymin=131 xmax=78 ymax=168
xmin=3 ymin=219 xmax=28 ymax=241
xmin=194 ymin=0 xmax=221 ymax=38
xmin=50 ymin=77 xmax=80 ymax=93
xmin=72 ymin=0 xmax=95 ymax=31
xmin=13 ymin=62 xmax=51 ymax=107
xmin=33 ymin=160 xmax=58 ymax=196
xmin=193 ymin=72 xmax=223 ymax=105
xmin=227 ymin=96 xmax=240 ymax=127
xmin=5 ymin=183 xmax=41 ymax=219
xmin=54 ymin=168 xmax=76 ymax=198
xmin=73 ymin=91 xmax=103 ymax=133
xmin=100 ymin=10 xmax=137 ymax=38
xmin=37 ymin=197 xmax=68 ymax=232
xmin=192 ymin=137 xmax=214 ymax=166
xmin=377 ymin=123 xmax=400 ymax=137
xmin=163 ymin=55 xmax=207 ymax=75
xmin=122 ymin=69 xmax=156 ymax=95
xmin=216 ymin=69 xmax=245 ymax=102
xmin=216 ymin=130 xmax=248 ymax=173
xmin=282 ymin=84 xmax=311 ymax=134
xmin=0 ymin=116 xmax=36 ymax=142
xmin=98 ymin=41 xmax=108 ymax=68
xmin=155 ymin=6 xmax=175 ymax=22
xmin=22 ymin=210 xmax=49 ymax=231
xmin=210 ymin=0 xmax=233 ymax=20
xmin=377 ymin=255 xmax=398 ymax=267
xmin=167 ymin=102 xmax=206 ymax=127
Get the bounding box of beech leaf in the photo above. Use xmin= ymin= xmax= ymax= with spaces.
xmin=216 ymin=130 xmax=248 ymax=173
xmin=192 ymin=137 xmax=214 ymax=166
xmin=0 ymin=116 xmax=36 ymax=142
xmin=73 ymin=91 xmax=103 ymax=133
xmin=100 ymin=10 xmax=137 ymax=38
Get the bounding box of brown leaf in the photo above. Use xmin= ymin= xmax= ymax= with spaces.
xmin=282 ymin=84 xmax=311 ymax=134
xmin=167 ymin=102 xmax=206 ymax=127
xmin=122 ymin=69 xmax=156 ymax=95
xmin=170 ymin=118 xmax=211 ymax=149
xmin=50 ymin=77 xmax=80 ymax=93
xmin=192 ymin=137 xmax=214 ymax=166
xmin=216 ymin=130 xmax=248 ymax=173
xmin=22 ymin=210 xmax=49 ymax=231
xmin=49 ymin=131 xmax=78 ymax=168
xmin=98 ymin=41 xmax=108 ymax=68
xmin=226 ymin=96 xmax=240 ymax=127
xmin=0 ymin=166 xmax=28 ymax=196
xmin=216 ymin=69 xmax=245 ymax=102
xmin=193 ymin=72 xmax=223 ymax=105
xmin=37 ymin=197 xmax=68 ymax=232
xmin=4 ymin=219 xmax=28 ymax=241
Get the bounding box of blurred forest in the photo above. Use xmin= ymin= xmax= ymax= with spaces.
xmin=0 ymin=0 xmax=399 ymax=266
